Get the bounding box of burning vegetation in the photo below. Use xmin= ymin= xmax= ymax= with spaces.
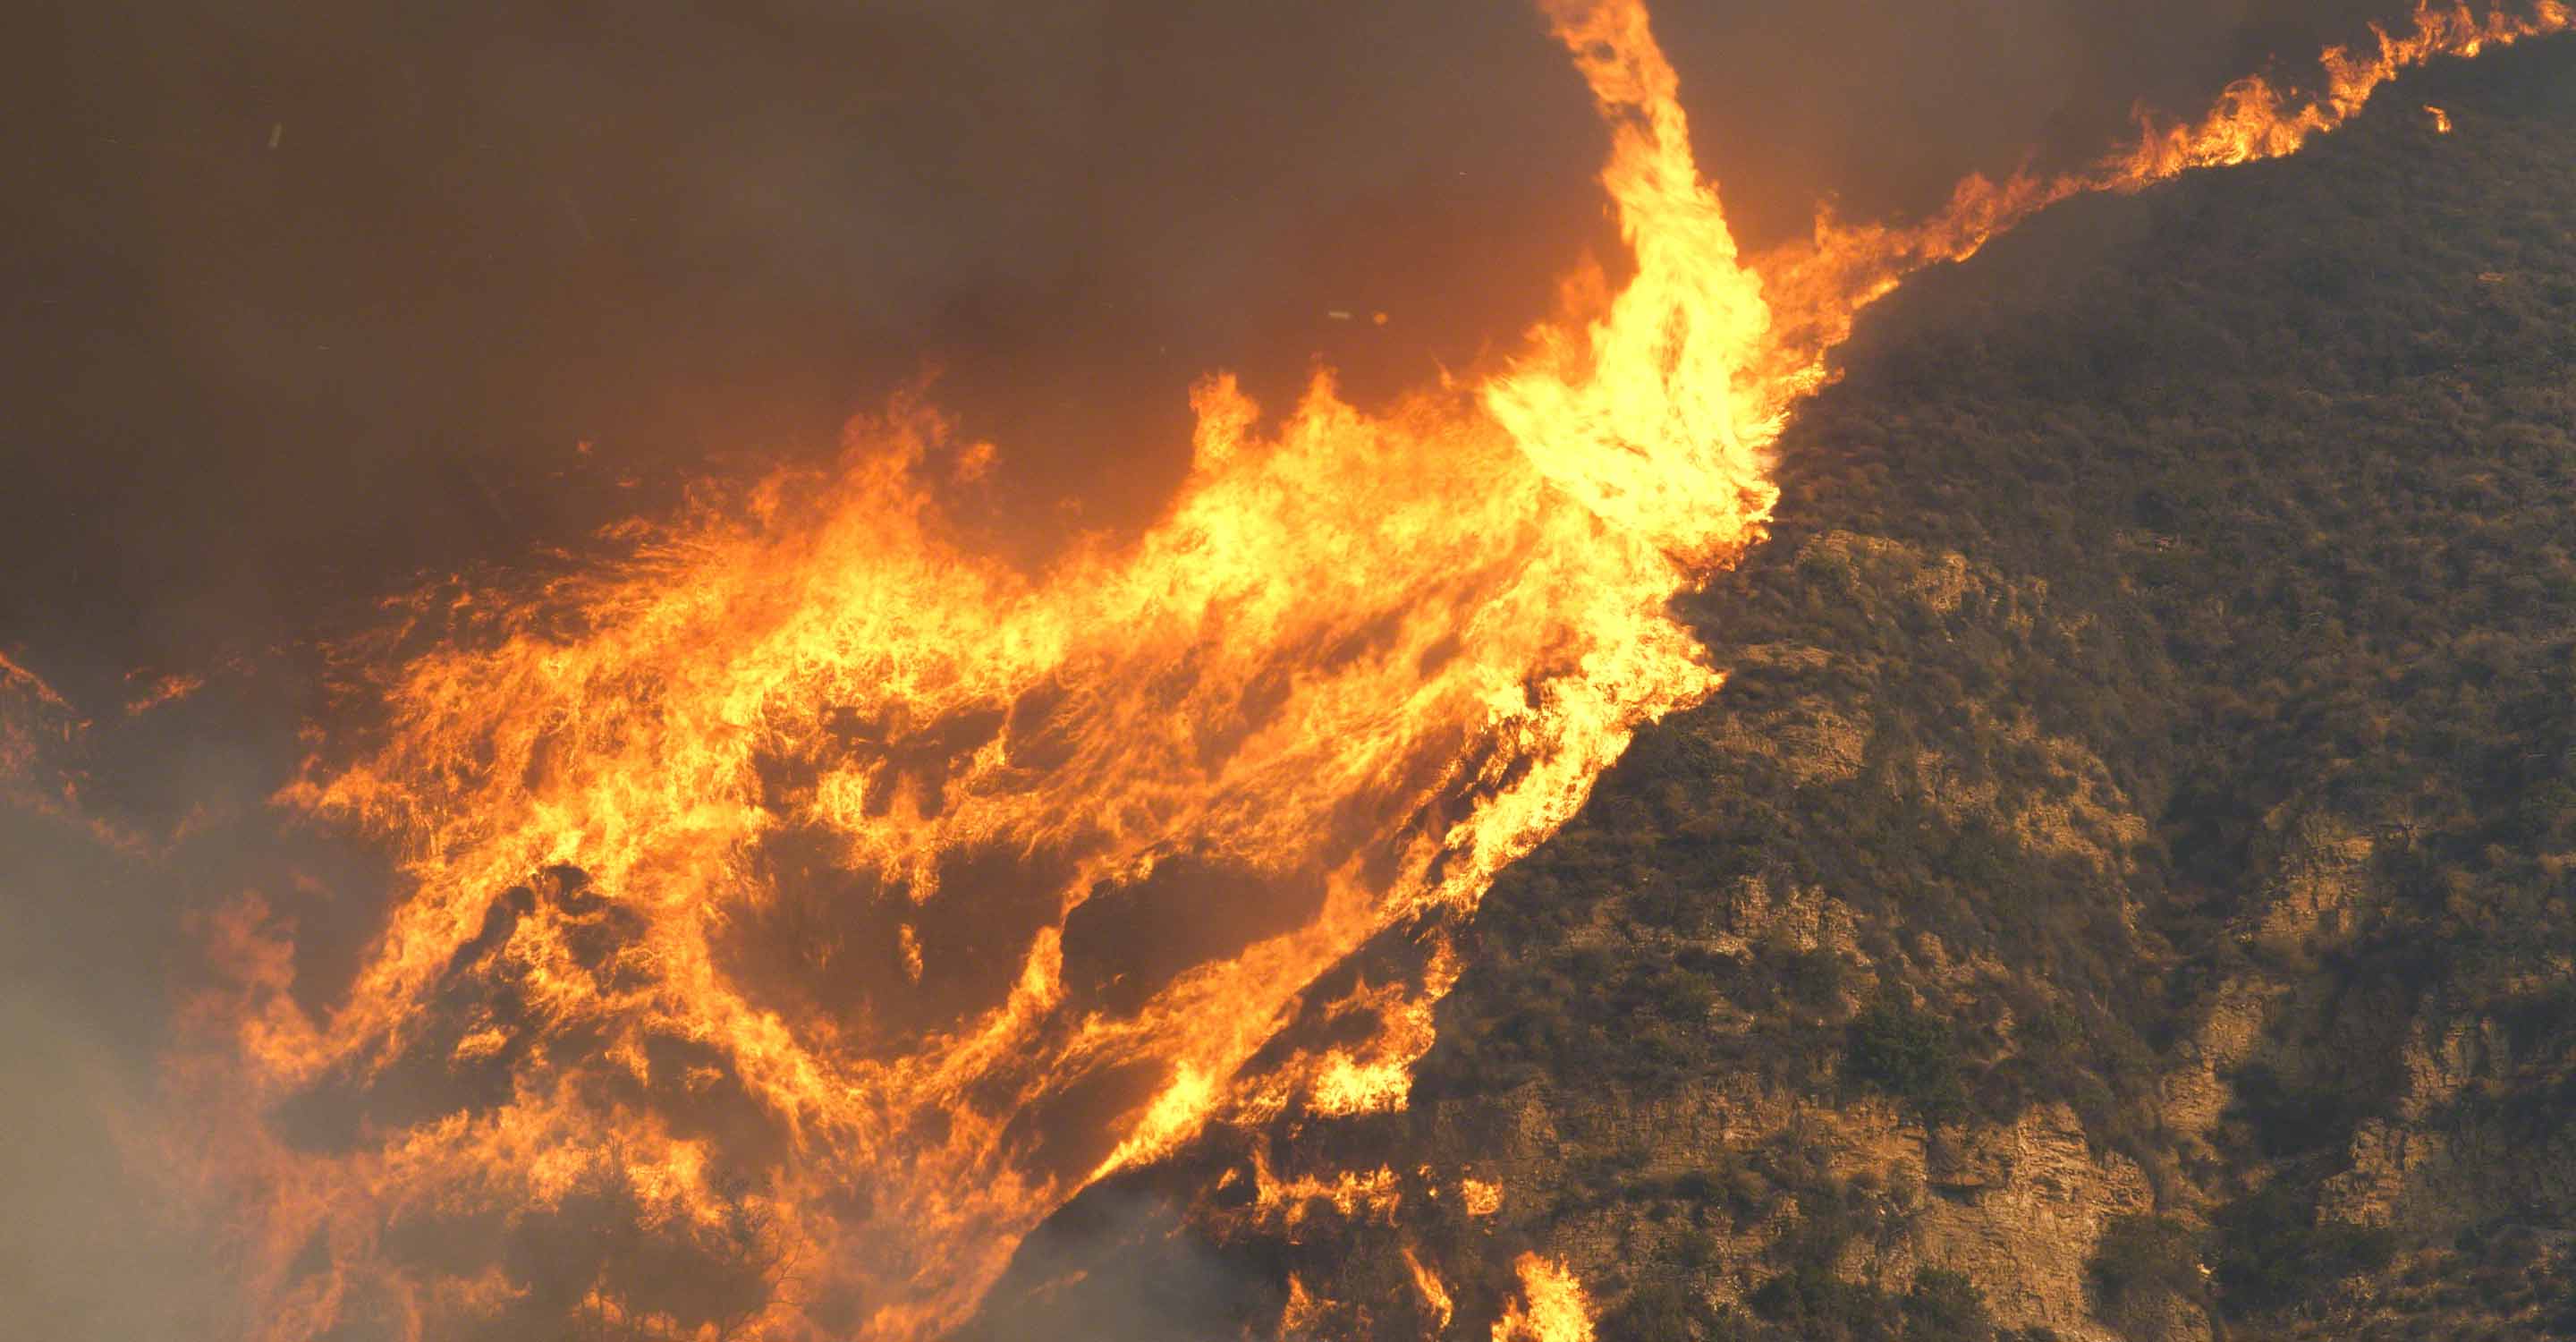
xmin=103 ymin=1 xmax=2576 ymax=1339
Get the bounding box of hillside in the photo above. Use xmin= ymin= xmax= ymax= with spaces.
xmin=967 ymin=35 xmax=2576 ymax=1342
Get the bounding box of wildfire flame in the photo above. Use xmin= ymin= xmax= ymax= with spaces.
xmin=1404 ymin=1246 xmax=1456 ymax=1334
xmin=1490 ymin=1254 xmax=1596 ymax=1342
xmin=2 ymin=651 xmax=164 ymax=854
xmin=161 ymin=1 xmax=2569 ymax=1338
xmin=1761 ymin=0 xmax=2572 ymax=362
xmin=0 ymin=651 xmax=78 ymax=789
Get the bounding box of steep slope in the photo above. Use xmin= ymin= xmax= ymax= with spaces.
xmin=973 ymin=34 xmax=2576 ymax=1342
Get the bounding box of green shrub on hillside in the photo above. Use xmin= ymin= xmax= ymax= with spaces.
xmin=1847 ymin=996 xmax=1970 ymax=1125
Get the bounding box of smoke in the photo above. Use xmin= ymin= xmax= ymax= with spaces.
xmin=2 ymin=0 xmax=2449 ymax=678
xmin=0 ymin=975 xmax=218 ymax=1338
xmin=0 ymin=746 xmax=245 ymax=1338
xmin=953 ymin=1182 xmax=1283 ymax=1342
xmin=0 ymin=2 xmax=2502 ymax=1338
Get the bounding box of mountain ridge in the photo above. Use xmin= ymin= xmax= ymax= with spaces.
xmin=969 ymin=33 xmax=2576 ymax=1342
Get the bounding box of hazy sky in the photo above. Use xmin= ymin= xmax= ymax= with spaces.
xmin=3 ymin=0 xmax=2420 ymax=684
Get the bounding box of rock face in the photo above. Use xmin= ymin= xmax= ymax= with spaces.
xmin=1904 ymin=1107 xmax=2157 ymax=1339
xmin=973 ymin=38 xmax=2576 ymax=1342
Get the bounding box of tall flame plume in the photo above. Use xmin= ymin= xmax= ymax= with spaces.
xmin=165 ymin=1 xmax=2568 ymax=1338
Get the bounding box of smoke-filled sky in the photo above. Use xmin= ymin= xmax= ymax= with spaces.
xmin=4 ymin=0 xmax=2416 ymax=678
xmin=0 ymin=0 xmax=2458 ymax=1337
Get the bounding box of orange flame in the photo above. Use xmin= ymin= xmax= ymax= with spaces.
xmin=1762 ymin=0 xmax=2572 ymax=362
xmin=1404 ymin=1246 xmax=1456 ymax=1334
xmin=0 ymin=650 xmax=79 ymax=800
xmin=161 ymin=2 xmax=2571 ymax=1338
xmin=123 ymin=669 xmax=208 ymax=717
xmin=0 ymin=652 xmax=168 ymax=854
xmin=1247 ymin=1151 xmax=1403 ymax=1230
xmin=1281 ymin=1275 xmax=1325 ymax=1338
xmin=183 ymin=2 xmax=1776 ymax=1335
xmin=1491 ymin=1254 xmax=1596 ymax=1342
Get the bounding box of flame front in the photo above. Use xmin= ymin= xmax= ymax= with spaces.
xmin=167 ymin=2 xmax=2570 ymax=1338
xmin=183 ymin=3 xmax=1776 ymax=1337
xmin=1764 ymin=0 xmax=2572 ymax=360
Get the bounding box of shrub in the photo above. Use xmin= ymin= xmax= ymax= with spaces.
xmin=1606 ymin=1280 xmax=1722 ymax=1342
xmin=2088 ymin=1214 xmax=2203 ymax=1318
xmin=1902 ymin=1268 xmax=1994 ymax=1340
xmin=2226 ymin=1063 xmax=2358 ymax=1157
xmin=2211 ymin=1185 xmax=2394 ymax=1316
xmin=1848 ymin=996 xmax=1970 ymax=1125
xmin=1749 ymin=1266 xmax=1902 ymax=1337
